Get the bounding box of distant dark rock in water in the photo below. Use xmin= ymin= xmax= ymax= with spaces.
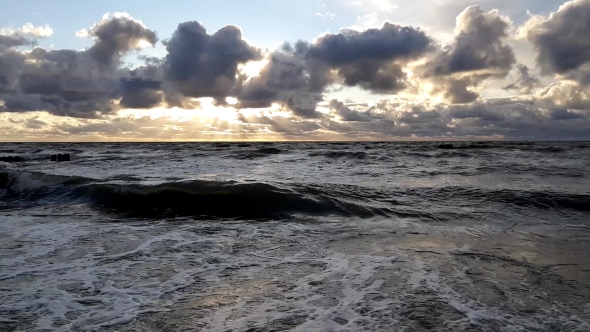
xmin=0 ymin=156 xmax=26 ymax=162
xmin=237 ymin=143 xmax=251 ymax=148
xmin=257 ymin=148 xmax=282 ymax=154
xmin=438 ymin=144 xmax=455 ymax=150
xmin=51 ymin=154 xmax=71 ymax=162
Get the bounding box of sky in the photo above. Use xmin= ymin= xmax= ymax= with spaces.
xmin=0 ymin=0 xmax=589 ymax=141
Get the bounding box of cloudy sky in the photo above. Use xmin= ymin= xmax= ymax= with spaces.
xmin=1 ymin=0 xmax=589 ymax=141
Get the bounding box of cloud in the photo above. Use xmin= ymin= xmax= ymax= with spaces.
xmin=235 ymin=45 xmax=329 ymax=118
xmin=329 ymin=99 xmax=373 ymax=122
xmin=0 ymin=23 xmax=53 ymax=38
xmin=535 ymin=81 xmax=590 ymax=110
xmin=315 ymin=12 xmax=336 ymax=19
xmin=432 ymin=6 xmax=515 ymax=76
xmin=0 ymin=35 xmax=30 ymax=52
xmin=441 ymin=78 xmax=480 ymax=104
xmin=520 ymin=0 xmax=590 ymax=79
xmin=0 ymin=14 xmax=164 ymax=118
xmin=420 ymin=5 xmax=516 ymax=103
xmin=119 ymin=78 xmax=163 ymax=109
xmin=503 ymin=64 xmax=541 ymax=94
xmin=163 ymin=21 xmax=262 ymax=104
xmin=2 ymin=3 xmax=590 ymax=140
xmin=308 ymin=23 xmax=432 ymax=92
xmin=77 ymin=12 xmax=158 ymax=68
xmin=17 ymin=23 xmax=53 ymax=37
xmin=0 ymin=23 xmax=53 ymax=52
xmin=236 ymin=23 xmax=432 ymax=118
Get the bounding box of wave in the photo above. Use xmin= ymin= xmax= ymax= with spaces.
xmin=0 ymin=169 xmax=94 ymax=198
xmin=399 ymin=151 xmax=472 ymax=159
xmin=0 ymin=169 xmax=373 ymax=218
xmin=257 ymin=147 xmax=282 ymax=154
xmin=230 ymin=147 xmax=284 ymax=160
xmin=404 ymin=186 xmax=590 ymax=212
xmin=2 ymin=167 xmax=590 ymax=220
xmin=73 ymin=181 xmax=359 ymax=219
xmin=309 ymin=151 xmax=368 ymax=159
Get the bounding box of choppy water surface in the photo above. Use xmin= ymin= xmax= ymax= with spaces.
xmin=1 ymin=142 xmax=589 ymax=331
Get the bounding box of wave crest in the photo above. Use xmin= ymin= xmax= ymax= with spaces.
xmin=76 ymin=181 xmax=352 ymax=219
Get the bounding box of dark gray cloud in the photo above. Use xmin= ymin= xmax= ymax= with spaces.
xmin=0 ymin=24 xmax=51 ymax=52
xmin=285 ymin=94 xmax=325 ymax=119
xmin=163 ymin=22 xmax=261 ymax=103
xmin=550 ymin=108 xmax=585 ymax=120
xmin=308 ymin=23 xmax=431 ymax=66
xmin=0 ymin=34 xmax=30 ymax=52
xmin=442 ymin=78 xmax=480 ymax=104
xmin=308 ymin=23 xmax=432 ymax=93
xmin=0 ymin=50 xmax=25 ymax=93
xmin=81 ymin=14 xmax=158 ymax=68
xmin=337 ymin=61 xmax=408 ymax=92
xmin=341 ymin=96 xmax=590 ymax=140
xmin=236 ymin=23 xmax=431 ymax=118
xmin=119 ymin=78 xmax=163 ymax=109
xmin=329 ymin=100 xmax=372 ymax=122
xmin=236 ymin=50 xmax=312 ymax=109
xmin=0 ymin=25 xmax=54 ymax=93
xmin=235 ymin=48 xmax=328 ymax=118
xmin=421 ymin=5 xmax=516 ymax=104
xmin=0 ymin=93 xmax=119 ymax=119
xmin=503 ymin=64 xmax=541 ymax=94
xmin=0 ymin=14 xmax=163 ymax=118
xmin=432 ymin=6 xmax=515 ymax=76
xmin=522 ymin=0 xmax=590 ymax=78
xmin=1 ymin=95 xmax=57 ymax=112
xmin=3 ymin=47 xmax=120 ymax=118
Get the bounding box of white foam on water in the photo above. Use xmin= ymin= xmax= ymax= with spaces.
xmin=1 ymin=210 xmax=589 ymax=331
xmin=0 ymin=214 xmax=212 ymax=331
xmin=403 ymin=255 xmax=590 ymax=332
xmin=199 ymin=253 xmax=400 ymax=332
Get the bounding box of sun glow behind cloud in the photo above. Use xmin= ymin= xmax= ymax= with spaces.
xmin=238 ymin=59 xmax=270 ymax=81
xmin=117 ymin=98 xmax=241 ymax=123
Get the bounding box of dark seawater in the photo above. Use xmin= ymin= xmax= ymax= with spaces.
xmin=1 ymin=142 xmax=589 ymax=331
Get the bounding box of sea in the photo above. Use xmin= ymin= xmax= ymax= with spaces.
xmin=1 ymin=141 xmax=589 ymax=332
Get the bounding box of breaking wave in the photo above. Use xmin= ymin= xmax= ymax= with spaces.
xmin=2 ymin=167 xmax=590 ymax=221
xmin=0 ymin=168 xmax=376 ymax=219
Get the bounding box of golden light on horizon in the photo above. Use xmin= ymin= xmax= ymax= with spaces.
xmin=117 ymin=97 xmax=242 ymax=124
